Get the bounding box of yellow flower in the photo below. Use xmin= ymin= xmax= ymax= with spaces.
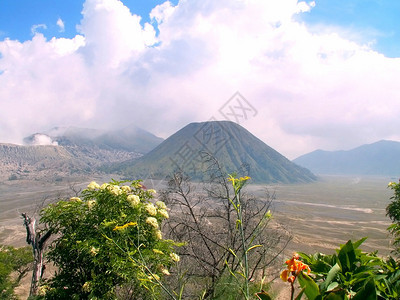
xmin=70 ymin=197 xmax=82 ymax=202
xmin=156 ymin=201 xmax=167 ymax=209
xmin=148 ymin=189 xmax=157 ymax=194
xmin=227 ymin=175 xmax=251 ymax=187
xmin=90 ymin=247 xmax=99 ymax=256
xmin=100 ymin=183 xmax=109 ymax=190
xmin=170 ymin=253 xmax=180 ymax=262
xmin=161 ymin=268 xmax=170 ymax=276
xmin=121 ymin=185 xmax=131 ymax=193
xmin=87 ymin=200 xmax=96 ymax=209
xmin=87 ymin=181 xmax=100 ymax=190
xmin=127 ymin=195 xmax=140 ymax=207
xmin=158 ymin=208 xmax=169 ymax=219
xmin=153 ymin=249 xmax=164 ymax=255
xmin=146 ymin=217 xmax=159 ymax=229
xmin=110 ymin=185 xmax=122 ymax=196
xmin=145 ymin=203 xmax=157 ymax=216
xmin=154 ymin=230 xmax=162 ymax=239
xmin=82 ymin=281 xmax=91 ymax=292
xmin=148 ymin=274 xmax=160 ymax=281
xmin=38 ymin=285 xmax=49 ymax=296
xmin=113 ymin=222 xmax=137 ymax=231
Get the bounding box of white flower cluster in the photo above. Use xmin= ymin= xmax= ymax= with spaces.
xmin=70 ymin=197 xmax=82 ymax=202
xmin=170 ymin=253 xmax=180 ymax=262
xmin=145 ymin=203 xmax=157 ymax=216
xmin=146 ymin=217 xmax=159 ymax=229
xmin=121 ymin=185 xmax=132 ymax=193
xmin=87 ymin=181 xmax=100 ymax=190
xmin=127 ymin=194 xmax=140 ymax=207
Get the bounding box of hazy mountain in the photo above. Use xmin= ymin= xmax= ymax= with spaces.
xmin=293 ymin=140 xmax=400 ymax=176
xmin=0 ymin=142 xmax=139 ymax=181
xmin=1 ymin=125 xmax=163 ymax=181
xmin=24 ymin=125 xmax=163 ymax=154
xmin=112 ymin=121 xmax=316 ymax=183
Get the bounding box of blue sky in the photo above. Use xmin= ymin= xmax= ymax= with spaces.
xmin=1 ymin=0 xmax=400 ymax=158
xmin=299 ymin=0 xmax=400 ymax=57
xmin=1 ymin=0 xmax=398 ymax=56
xmin=0 ymin=0 xmax=178 ymax=41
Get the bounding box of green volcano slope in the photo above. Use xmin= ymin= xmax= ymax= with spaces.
xmin=115 ymin=121 xmax=316 ymax=184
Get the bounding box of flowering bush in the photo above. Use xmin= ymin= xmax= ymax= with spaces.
xmin=40 ymin=179 xmax=179 ymax=299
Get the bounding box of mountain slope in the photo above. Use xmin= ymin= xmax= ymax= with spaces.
xmin=24 ymin=125 xmax=163 ymax=154
xmin=1 ymin=125 xmax=164 ymax=181
xmin=115 ymin=121 xmax=316 ymax=183
xmin=293 ymin=140 xmax=400 ymax=176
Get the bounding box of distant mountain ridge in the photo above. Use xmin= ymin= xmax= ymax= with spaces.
xmin=0 ymin=125 xmax=163 ymax=181
xmin=24 ymin=125 xmax=163 ymax=154
xmin=113 ymin=121 xmax=316 ymax=183
xmin=293 ymin=140 xmax=400 ymax=176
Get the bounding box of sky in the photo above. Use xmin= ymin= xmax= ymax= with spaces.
xmin=1 ymin=0 xmax=400 ymax=159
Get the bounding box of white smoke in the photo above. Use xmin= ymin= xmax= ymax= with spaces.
xmin=30 ymin=134 xmax=58 ymax=146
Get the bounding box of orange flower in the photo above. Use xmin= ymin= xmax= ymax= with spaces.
xmin=280 ymin=269 xmax=289 ymax=281
xmin=280 ymin=253 xmax=311 ymax=282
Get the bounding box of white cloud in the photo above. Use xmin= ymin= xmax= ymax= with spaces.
xmin=1 ymin=0 xmax=400 ymax=158
xmin=57 ymin=18 xmax=65 ymax=32
xmin=31 ymin=24 xmax=47 ymax=35
xmin=150 ymin=1 xmax=176 ymax=25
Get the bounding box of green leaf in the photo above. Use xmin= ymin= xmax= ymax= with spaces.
xmin=337 ymin=240 xmax=356 ymax=273
xmin=320 ymin=263 xmax=341 ymax=292
xmin=326 ymin=282 xmax=339 ymax=292
xmin=255 ymin=291 xmax=273 ymax=300
xmin=324 ymin=290 xmax=346 ymax=300
xmin=353 ymin=237 xmax=368 ymax=250
xmin=352 ymin=277 xmax=376 ymax=300
xmin=298 ymin=272 xmax=320 ymax=300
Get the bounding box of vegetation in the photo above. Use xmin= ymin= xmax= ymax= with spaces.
xmin=160 ymin=154 xmax=291 ymax=299
xmin=0 ymin=245 xmax=32 ymax=300
xmin=38 ymin=180 xmax=180 ymax=299
xmin=387 ymin=181 xmax=400 ymax=255
xmin=4 ymin=171 xmax=397 ymax=299
xmin=257 ymin=238 xmax=400 ymax=300
xmin=263 ymin=179 xmax=400 ymax=300
xmin=296 ymin=238 xmax=400 ymax=300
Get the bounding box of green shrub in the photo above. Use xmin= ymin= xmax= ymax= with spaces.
xmin=40 ymin=180 xmax=179 ymax=299
xmin=276 ymin=238 xmax=400 ymax=300
xmin=0 ymin=245 xmax=32 ymax=300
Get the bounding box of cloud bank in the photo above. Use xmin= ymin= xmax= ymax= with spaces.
xmin=1 ymin=0 xmax=400 ymax=158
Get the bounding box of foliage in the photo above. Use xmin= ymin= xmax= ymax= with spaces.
xmin=0 ymin=245 xmax=33 ymax=300
xmin=162 ymin=155 xmax=291 ymax=299
xmin=293 ymin=238 xmax=400 ymax=300
xmin=387 ymin=181 xmax=400 ymax=254
xmin=39 ymin=180 xmax=179 ymax=299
